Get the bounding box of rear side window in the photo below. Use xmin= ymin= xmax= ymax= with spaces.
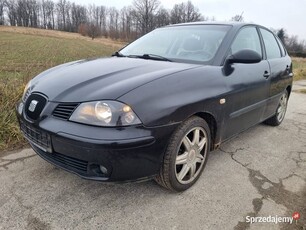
xmin=260 ymin=28 xmax=282 ymax=59
xmin=231 ymin=27 xmax=262 ymax=57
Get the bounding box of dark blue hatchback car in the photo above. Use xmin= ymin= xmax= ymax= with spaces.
xmin=17 ymin=22 xmax=292 ymax=191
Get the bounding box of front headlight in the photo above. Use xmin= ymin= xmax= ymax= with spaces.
xmin=69 ymin=101 xmax=142 ymax=127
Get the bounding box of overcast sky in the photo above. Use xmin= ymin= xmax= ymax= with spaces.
xmin=73 ymin=0 xmax=306 ymax=40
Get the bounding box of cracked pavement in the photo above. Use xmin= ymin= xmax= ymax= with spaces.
xmin=1 ymin=84 xmax=306 ymax=230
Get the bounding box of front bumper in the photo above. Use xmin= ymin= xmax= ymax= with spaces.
xmin=16 ymin=102 xmax=178 ymax=182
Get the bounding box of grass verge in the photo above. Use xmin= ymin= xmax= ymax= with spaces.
xmin=298 ymin=89 xmax=306 ymax=94
xmin=292 ymin=58 xmax=306 ymax=81
xmin=0 ymin=29 xmax=119 ymax=152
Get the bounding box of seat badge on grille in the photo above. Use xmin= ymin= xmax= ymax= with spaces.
xmin=28 ymin=100 xmax=38 ymax=112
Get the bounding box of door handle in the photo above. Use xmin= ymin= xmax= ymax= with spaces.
xmin=263 ymin=71 xmax=270 ymax=78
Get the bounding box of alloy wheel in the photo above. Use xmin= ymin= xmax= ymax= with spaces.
xmin=175 ymin=127 xmax=208 ymax=184
xmin=277 ymin=93 xmax=288 ymax=122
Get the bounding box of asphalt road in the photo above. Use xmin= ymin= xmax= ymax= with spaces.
xmin=1 ymin=82 xmax=306 ymax=230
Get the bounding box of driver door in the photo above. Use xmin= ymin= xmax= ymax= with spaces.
xmin=222 ymin=26 xmax=271 ymax=139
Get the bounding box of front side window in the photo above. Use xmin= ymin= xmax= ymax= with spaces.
xmin=120 ymin=25 xmax=231 ymax=64
xmin=231 ymin=26 xmax=262 ymax=57
xmin=260 ymin=28 xmax=282 ymax=59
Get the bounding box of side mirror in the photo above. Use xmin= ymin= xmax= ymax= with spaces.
xmin=223 ymin=49 xmax=262 ymax=76
xmin=227 ymin=49 xmax=262 ymax=64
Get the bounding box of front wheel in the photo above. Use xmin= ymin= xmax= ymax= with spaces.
xmin=264 ymin=91 xmax=288 ymax=126
xmin=155 ymin=116 xmax=211 ymax=192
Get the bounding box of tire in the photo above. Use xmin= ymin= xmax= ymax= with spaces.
xmin=155 ymin=116 xmax=211 ymax=192
xmin=264 ymin=90 xmax=288 ymax=126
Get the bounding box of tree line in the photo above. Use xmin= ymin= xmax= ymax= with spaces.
xmin=229 ymin=14 xmax=306 ymax=55
xmin=0 ymin=0 xmax=204 ymax=40
xmin=0 ymin=0 xmax=305 ymax=55
xmin=276 ymin=28 xmax=306 ymax=57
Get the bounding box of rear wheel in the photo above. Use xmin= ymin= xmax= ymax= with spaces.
xmin=264 ymin=91 xmax=288 ymax=126
xmin=155 ymin=116 xmax=210 ymax=192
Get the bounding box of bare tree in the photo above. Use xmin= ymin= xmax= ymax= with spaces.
xmin=5 ymin=0 xmax=18 ymax=26
xmin=28 ymin=0 xmax=40 ymax=28
xmin=271 ymin=28 xmax=306 ymax=55
xmin=40 ymin=0 xmax=55 ymax=29
xmin=5 ymin=0 xmax=40 ymax=27
xmin=41 ymin=0 xmax=47 ymax=28
xmin=57 ymin=0 xmax=68 ymax=30
xmin=0 ymin=0 xmax=5 ymax=25
xmin=132 ymin=0 xmax=160 ymax=35
xmin=170 ymin=3 xmax=183 ymax=24
xmin=64 ymin=1 xmax=72 ymax=31
xmin=97 ymin=5 xmax=107 ymax=36
xmin=120 ymin=6 xmax=128 ymax=40
xmin=286 ymin=35 xmax=304 ymax=53
xmin=86 ymin=22 xmax=101 ymax=40
xmin=71 ymin=3 xmax=86 ymax=31
xmin=108 ymin=7 xmax=119 ymax=39
xmin=87 ymin=4 xmax=95 ymax=22
xmin=171 ymin=1 xmax=202 ymax=24
xmin=45 ymin=0 xmax=55 ymax=29
xmin=230 ymin=13 xmax=244 ymax=22
xmin=120 ymin=6 xmax=135 ymax=40
xmin=277 ymin=28 xmax=287 ymax=44
xmin=16 ymin=0 xmax=30 ymax=26
xmin=155 ymin=7 xmax=169 ymax=27
xmin=185 ymin=1 xmax=202 ymax=22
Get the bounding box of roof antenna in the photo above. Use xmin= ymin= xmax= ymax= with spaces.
xmin=238 ymin=11 xmax=244 ymax=22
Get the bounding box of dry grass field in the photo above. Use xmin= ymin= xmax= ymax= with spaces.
xmin=292 ymin=57 xmax=306 ymax=81
xmin=0 ymin=26 xmax=305 ymax=152
xmin=0 ymin=26 xmax=121 ymax=151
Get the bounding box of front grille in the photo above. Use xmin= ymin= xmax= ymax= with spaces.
xmin=44 ymin=152 xmax=88 ymax=172
xmin=25 ymin=93 xmax=47 ymax=120
xmin=53 ymin=103 xmax=79 ymax=120
xmin=20 ymin=121 xmax=51 ymax=151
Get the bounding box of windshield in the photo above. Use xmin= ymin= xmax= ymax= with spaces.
xmin=120 ymin=25 xmax=231 ymax=64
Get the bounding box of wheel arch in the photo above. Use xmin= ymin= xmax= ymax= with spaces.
xmin=286 ymin=85 xmax=292 ymax=97
xmin=193 ymin=112 xmax=218 ymax=151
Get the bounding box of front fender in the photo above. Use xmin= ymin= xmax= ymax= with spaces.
xmin=118 ymin=66 xmax=227 ymax=128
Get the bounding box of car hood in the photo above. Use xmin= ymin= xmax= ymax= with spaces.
xmin=31 ymin=57 xmax=200 ymax=102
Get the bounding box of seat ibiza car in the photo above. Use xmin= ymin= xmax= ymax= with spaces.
xmin=16 ymin=22 xmax=293 ymax=191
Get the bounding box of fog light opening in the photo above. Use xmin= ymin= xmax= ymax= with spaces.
xmin=99 ymin=165 xmax=108 ymax=174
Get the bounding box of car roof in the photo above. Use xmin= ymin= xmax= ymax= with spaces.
xmin=166 ymin=21 xmax=267 ymax=30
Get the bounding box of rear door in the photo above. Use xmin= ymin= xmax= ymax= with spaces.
xmin=259 ymin=28 xmax=293 ymax=119
xmin=222 ymin=26 xmax=271 ymax=139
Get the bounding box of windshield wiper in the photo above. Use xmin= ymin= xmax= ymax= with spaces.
xmin=112 ymin=51 xmax=126 ymax=57
xmin=128 ymin=54 xmax=172 ymax=62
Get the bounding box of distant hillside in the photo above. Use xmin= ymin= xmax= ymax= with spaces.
xmin=0 ymin=26 xmax=125 ymax=49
